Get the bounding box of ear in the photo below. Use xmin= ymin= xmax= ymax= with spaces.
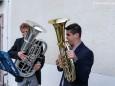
xmin=74 ymin=33 xmax=79 ymax=38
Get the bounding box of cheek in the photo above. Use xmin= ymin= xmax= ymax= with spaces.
xmin=66 ymin=37 xmax=71 ymax=42
xmin=66 ymin=36 xmax=70 ymax=40
xmin=69 ymin=37 xmax=74 ymax=42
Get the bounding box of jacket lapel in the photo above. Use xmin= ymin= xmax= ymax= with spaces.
xmin=74 ymin=42 xmax=85 ymax=60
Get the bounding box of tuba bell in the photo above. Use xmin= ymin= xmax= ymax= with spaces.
xmin=48 ymin=18 xmax=76 ymax=82
xmin=15 ymin=20 xmax=47 ymax=77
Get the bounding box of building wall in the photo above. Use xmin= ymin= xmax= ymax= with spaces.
xmin=8 ymin=64 xmax=115 ymax=86
xmin=9 ymin=0 xmax=115 ymax=76
xmin=4 ymin=0 xmax=115 ymax=86
xmin=0 ymin=1 xmax=8 ymax=85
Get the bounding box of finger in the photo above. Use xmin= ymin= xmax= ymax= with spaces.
xmin=56 ymin=60 xmax=59 ymax=65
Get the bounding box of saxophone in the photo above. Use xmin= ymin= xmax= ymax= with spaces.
xmin=48 ymin=18 xmax=76 ymax=82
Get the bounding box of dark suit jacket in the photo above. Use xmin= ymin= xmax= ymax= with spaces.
xmin=58 ymin=42 xmax=94 ymax=86
xmin=8 ymin=37 xmax=45 ymax=85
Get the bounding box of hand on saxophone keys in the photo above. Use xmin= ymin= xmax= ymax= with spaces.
xmin=18 ymin=51 xmax=27 ymax=60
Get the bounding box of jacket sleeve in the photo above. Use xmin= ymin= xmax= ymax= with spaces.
xmin=37 ymin=54 xmax=45 ymax=70
xmin=8 ymin=39 xmax=19 ymax=59
xmin=57 ymin=66 xmax=63 ymax=71
xmin=35 ymin=42 xmax=45 ymax=70
xmin=75 ymin=50 xmax=94 ymax=83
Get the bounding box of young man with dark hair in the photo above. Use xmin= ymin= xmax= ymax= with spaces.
xmin=56 ymin=23 xmax=94 ymax=86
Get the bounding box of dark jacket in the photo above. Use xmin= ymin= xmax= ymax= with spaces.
xmin=8 ymin=37 xmax=45 ymax=85
xmin=58 ymin=42 xmax=94 ymax=86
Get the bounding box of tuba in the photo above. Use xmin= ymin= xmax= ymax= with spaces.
xmin=15 ymin=20 xmax=47 ymax=77
xmin=48 ymin=18 xmax=76 ymax=82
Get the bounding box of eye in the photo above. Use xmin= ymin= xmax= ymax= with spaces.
xmin=66 ymin=33 xmax=70 ymax=36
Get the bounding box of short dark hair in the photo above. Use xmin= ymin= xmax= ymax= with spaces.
xmin=65 ymin=23 xmax=82 ymax=37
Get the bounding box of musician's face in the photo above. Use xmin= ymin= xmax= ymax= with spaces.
xmin=20 ymin=27 xmax=29 ymax=37
xmin=66 ymin=30 xmax=78 ymax=45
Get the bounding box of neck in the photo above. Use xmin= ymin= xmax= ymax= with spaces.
xmin=72 ymin=39 xmax=81 ymax=47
